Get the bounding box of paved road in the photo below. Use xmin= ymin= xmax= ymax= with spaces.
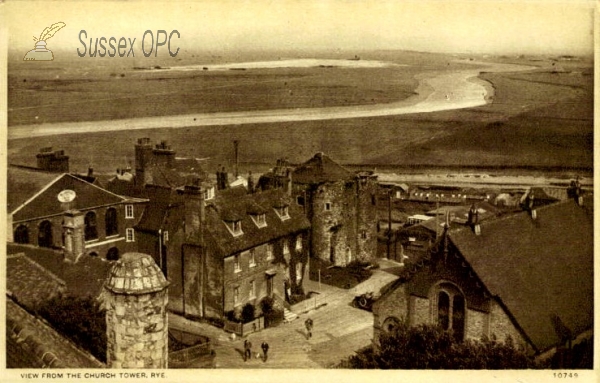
xmin=8 ymin=61 xmax=534 ymax=140
xmin=168 ymin=259 xmax=402 ymax=368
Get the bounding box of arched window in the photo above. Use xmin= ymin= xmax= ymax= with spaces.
xmin=382 ymin=316 xmax=401 ymax=334
xmin=107 ymin=247 xmax=119 ymax=261
xmin=38 ymin=220 xmax=53 ymax=248
xmin=14 ymin=225 xmax=29 ymax=244
xmin=433 ymin=282 xmax=466 ymax=342
xmin=85 ymin=212 xmax=98 ymax=241
xmin=105 ymin=208 xmax=118 ymax=236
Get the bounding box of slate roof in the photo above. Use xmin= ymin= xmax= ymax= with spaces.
xmin=135 ymin=185 xmax=179 ymax=233
xmin=7 ymin=253 xmax=66 ymax=309
xmin=449 ymin=196 xmax=593 ymax=352
xmin=7 ymin=166 xmax=62 ymax=214
xmin=292 ymin=152 xmax=353 ymax=184
xmin=145 ymin=157 xmax=209 ymax=189
xmin=10 ymin=172 xmax=128 ymax=222
xmin=7 ymin=244 xmax=114 ymax=301
xmin=204 ymin=188 xmax=311 ymax=256
xmin=6 ymin=298 xmax=105 ymax=368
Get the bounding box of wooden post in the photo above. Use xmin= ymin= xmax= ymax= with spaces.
xmin=318 ymin=269 xmax=321 ymax=291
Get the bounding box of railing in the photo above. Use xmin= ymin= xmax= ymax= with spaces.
xmin=168 ymin=342 xmax=215 ymax=368
xmin=223 ymin=317 xmax=265 ymax=337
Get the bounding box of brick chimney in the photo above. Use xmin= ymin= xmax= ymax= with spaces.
xmin=181 ymin=177 xmax=205 ymax=245
xmin=62 ymin=210 xmax=85 ymax=263
xmin=153 ymin=140 xmax=176 ymax=169
xmin=467 ymin=204 xmax=481 ymax=235
xmin=134 ymin=138 xmax=153 ymax=187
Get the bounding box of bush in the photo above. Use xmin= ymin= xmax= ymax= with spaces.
xmin=343 ymin=323 xmax=536 ymax=369
xmin=241 ymin=303 xmax=255 ymax=323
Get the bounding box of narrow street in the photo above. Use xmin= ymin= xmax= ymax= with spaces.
xmin=168 ymin=259 xmax=402 ymax=368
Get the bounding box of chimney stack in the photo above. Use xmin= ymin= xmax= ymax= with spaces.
xmin=233 ymin=140 xmax=239 ymax=178
xmin=181 ymin=178 xmax=205 ymax=245
xmin=87 ymin=167 xmax=94 ymax=178
xmin=247 ymin=171 xmax=254 ymax=194
xmin=62 ymin=210 xmax=85 ymax=263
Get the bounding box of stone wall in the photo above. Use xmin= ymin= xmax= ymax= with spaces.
xmin=106 ymin=289 xmax=169 ymax=368
xmin=489 ymin=299 xmax=529 ymax=349
xmin=466 ymin=308 xmax=488 ymax=341
xmin=410 ymin=295 xmax=431 ymax=326
xmin=372 ymin=284 xmax=408 ymax=342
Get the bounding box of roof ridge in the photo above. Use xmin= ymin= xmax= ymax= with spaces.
xmin=65 ymin=173 xmax=128 ymax=202
xmin=9 ymin=173 xmax=66 ymax=215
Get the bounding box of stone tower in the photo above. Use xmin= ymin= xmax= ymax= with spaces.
xmin=104 ymin=252 xmax=170 ymax=369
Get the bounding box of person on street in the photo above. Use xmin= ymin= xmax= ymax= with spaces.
xmin=261 ymin=341 xmax=269 ymax=362
xmin=305 ymin=318 xmax=313 ymax=340
xmin=244 ymin=339 xmax=253 ymax=362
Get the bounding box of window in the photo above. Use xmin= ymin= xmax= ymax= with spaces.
xmin=234 ymin=254 xmax=241 ymax=273
xmin=234 ymin=286 xmax=240 ymax=306
xmin=275 ymin=206 xmax=290 ymax=221
xmin=125 ymin=205 xmax=134 ymax=219
xmin=126 ymin=228 xmax=135 ymax=242
xmin=249 ymin=280 xmax=255 ymax=299
xmin=324 ymin=202 xmax=331 ymax=211
xmin=249 ymin=249 xmax=256 ymax=268
xmin=296 ymin=264 xmax=302 ymax=282
xmin=204 ymin=187 xmax=215 ymax=201
xmin=251 ymin=213 xmax=267 ymax=228
xmin=14 ymin=225 xmax=29 ymax=244
xmin=360 ymin=230 xmax=367 ymax=240
xmin=295 ymin=236 xmax=302 ymax=251
xmin=266 ymin=244 xmax=274 ymax=260
xmin=38 ymin=220 xmax=53 ymax=247
xmin=225 ymin=220 xmax=244 ymax=237
xmin=382 ymin=316 xmax=401 ymax=333
xmin=434 ymin=283 xmax=466 ymax=342
xmin=84 ymin=212 xmax=98 ymax=241
xmin=283 ymin=240 xmax=290 ymax=255
xmin=105 ymin=208 xmax=118 ymax=236
xmin=297 ymin=196 xmax=305 ymax=206
xmin=163 ymin=230 xmax=169 ymax=243
xmin=107 ymin=247 xmax=119 ymax=261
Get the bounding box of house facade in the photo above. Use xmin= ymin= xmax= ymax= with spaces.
xmin=372 ymin=196 xmax=593 ymax=360
xmin=8 ymin=171 xmax=147 ymax=262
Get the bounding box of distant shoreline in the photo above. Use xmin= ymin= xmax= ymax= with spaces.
xmin=7 ymin=60 xmax=534 ymax=140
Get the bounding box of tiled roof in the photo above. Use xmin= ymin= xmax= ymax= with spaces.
xmin=204 ymin=188 xmax=311 ymax=256
xmin=7 ymin=244 xmax=113 ymax=301
xmin=6 ymin=298 xmax=105 ymax=368
xmin=105 ymin=252 xmax=169 ymax=294
xmin=292 ymin=152 xmax=353 ymax=184
xmin=449 ymin=196 xmax=593 ymax=352
xmin=10 ymin=173 xmax=127 ymax=222
xmin=145 ymin=158 xmax=209 ymax=189
xmin=7 ymin=253 xmax=66 ymax=308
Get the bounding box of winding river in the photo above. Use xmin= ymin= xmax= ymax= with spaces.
xmin=8 ymin=60 xmax=535 ymax=140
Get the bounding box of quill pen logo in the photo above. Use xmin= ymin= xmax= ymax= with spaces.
xmin=24 ymin=22 xmax=66 ymax=61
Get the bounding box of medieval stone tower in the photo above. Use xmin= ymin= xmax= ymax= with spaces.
xmin=104 ymin=252 xmax=170 ymax=368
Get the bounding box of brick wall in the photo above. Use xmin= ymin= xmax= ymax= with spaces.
xmin=466 ymin=308 xmax=488 ymax=340
xmin=410 ymin=295 xmax=431 ymax=326
xmin=373 ymin=284 xmax=408 ymax=341
xmin=489 ymin=299 xmax=529 ymax=349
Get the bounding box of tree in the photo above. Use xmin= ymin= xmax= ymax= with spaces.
xmin=35 ymin=295 xmax=107 ymax=363
xmin=344 ymin=323 xmax=536 ymax=369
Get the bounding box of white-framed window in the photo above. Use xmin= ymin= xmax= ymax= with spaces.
xmin=295 ymin=235 xmax=302 ymax=251
xmin=163 ymin=230 xmax=169 ymax=243
xmin=296 ymin=264 xmax=302 ymax=282
xmin=360 ymin=230 xmax=367 ymax=240
xmin=249 ymin=280 xmax=255 ymax=299
xmin=234 ymin=254 xmax=241 ymax=273
xmin=249 ymin=249 xmax=256 ymax=268
xmin=324 ymin=202 xmax=331 ymax=211
xmin=126 ymin=228 xmax=135 ymax=242
xmin=204 ymin=187 xmax=215 ymax=201
xmin=275 ymin=206 xmax=290 ymax=221
xmin=234 ymin=286 xmax=240 ymax=306
xmin=396 ymin=191 xmax=402 ymax=199
xmin=225 ymin=220 xmax=244 ymax=237
xmin=251 ymin=213 xmax=267 ymax=228
xmin=125 ymin=204 xmax=134 ymax=219
xmin=283 ymin=240 xmax=290 ymax=255
xmin=266 ymin=243 xmax=274 ymax=260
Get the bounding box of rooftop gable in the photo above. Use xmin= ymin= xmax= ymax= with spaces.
xmin=292 ymin=152 xmax=353 ymax=184
xmin=11 ymin=173 xmax=127 ymax=222
xmin=449 ymin=197 xmax=593 ymax=352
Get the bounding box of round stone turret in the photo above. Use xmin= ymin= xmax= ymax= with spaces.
xmin=105 ymin=252 xmax=169 ymax=369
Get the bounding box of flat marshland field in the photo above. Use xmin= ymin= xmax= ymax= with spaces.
xmin=7 ymin=50 xmax=593 ymax=175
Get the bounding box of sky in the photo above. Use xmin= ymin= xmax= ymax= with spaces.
xmin=2 ymin=0 xmax=596 ymax=56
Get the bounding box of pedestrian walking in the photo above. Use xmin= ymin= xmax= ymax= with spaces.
xmin=244 ymin=339 xmax=253 ymax=362
xmin=261 ymin=341 xmax=270 ymax=362
xmin=304 ymin=318 xmax=313 ymax=340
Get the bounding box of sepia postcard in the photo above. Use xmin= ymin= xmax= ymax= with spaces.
xmin=1 ymin=1 xmax=597 ymax=382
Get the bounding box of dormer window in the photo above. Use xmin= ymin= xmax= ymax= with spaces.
xmin=275 ymin=206 xmax=290 ymax=221
xmin=251 ymin=213 xmax=267 ymax=228
xmin=225 ymin=220 xmax=244 ymax=237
